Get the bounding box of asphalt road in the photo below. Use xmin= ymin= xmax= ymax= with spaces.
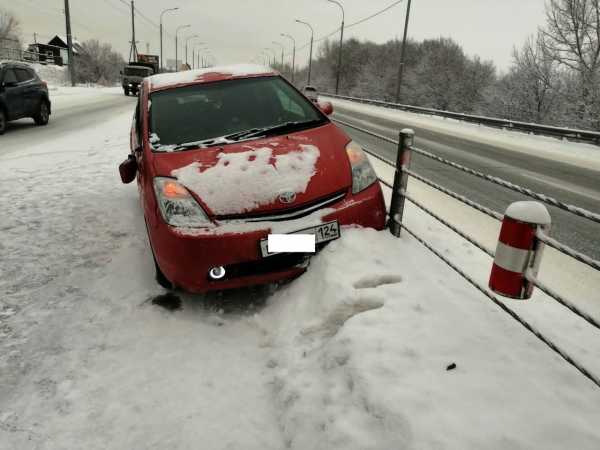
xmin=0 ymin=90 xmax=135 ymax=157
xmin=331 ymin=103 xmax=600 ymax=261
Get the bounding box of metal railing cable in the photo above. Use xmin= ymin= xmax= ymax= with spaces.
xmin=399 ymin=190 xmax=600 ymax=332
xmin=403 ymin=168 xmax=504 ymax=221
xmin=409 ymin=145 xmax=600 ymax=225
xmin=536 ymin=231 xmax=600 ymax=272
xmin=401 ymin=223 xmax=600 ymax=390
xmin=332 ymin=116 xmax=600 ymax=225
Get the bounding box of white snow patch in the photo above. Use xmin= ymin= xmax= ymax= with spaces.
xmin=505 ymin=201 xmax=552 ymax=224
xmin=172 ymin=145 xmax=320 ymax=215
xmin=149 ymin=64 xmax=273 ymax=89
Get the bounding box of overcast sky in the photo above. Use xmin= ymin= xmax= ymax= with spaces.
xmin=7 ymin=0 xmax=547 ymax=71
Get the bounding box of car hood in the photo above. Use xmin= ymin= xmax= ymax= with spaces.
xmin=152 ymin=123 xmax=352 ymax=217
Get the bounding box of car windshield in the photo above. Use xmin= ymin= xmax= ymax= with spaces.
xmin=149 ymin=76 xmax=326 ymax=150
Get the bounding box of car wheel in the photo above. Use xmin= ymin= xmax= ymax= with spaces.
xmin=124 ymin=88 xmax=130 ymax=96
xmin=0 ymin=109 xmax=6 ymax=135
xmin=34 ymin=101 xmax=50 ymax=126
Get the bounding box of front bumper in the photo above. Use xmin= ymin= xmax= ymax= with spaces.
xmin=148 ymin=182 xmax=386 ymax=293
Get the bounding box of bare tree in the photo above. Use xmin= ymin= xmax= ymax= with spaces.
xmin=0 ymin=8 xmax=21 ymax=49
xmin=541 ymin=0 xmax=600 ymax=127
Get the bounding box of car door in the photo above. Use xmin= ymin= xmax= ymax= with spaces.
xmin=15 ymin=68 xmax=38 ymax=116
xmin=1 ymin=68 xmax=24 ymax=119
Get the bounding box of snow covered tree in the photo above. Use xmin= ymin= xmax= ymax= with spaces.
xmin=541 ymin=0 xmax=600 ymax=128
xmin=75 ymin=40 xmax=125 ymax=85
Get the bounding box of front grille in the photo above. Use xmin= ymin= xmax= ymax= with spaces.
xmin=218 ymin=191 xmax=346 ymax=223
xmin=222 ymin=253 xmax=310 ymax=279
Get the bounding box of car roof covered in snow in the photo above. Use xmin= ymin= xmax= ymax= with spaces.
xmin=147 ymin=64 xmax=277 ymax=92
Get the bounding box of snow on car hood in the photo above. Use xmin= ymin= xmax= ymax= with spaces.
xmin=172 ymin=145 xmax=320 ymax=215
xmin=149 ymin=64 xmax=274 ymax=90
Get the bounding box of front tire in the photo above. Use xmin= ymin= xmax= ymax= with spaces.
xmin=0 ymin=109 xmax=6 ymax=135
xmin=34 ymin=101 xmax=50 ymax=126
xmin=124 ymin=88 xmax=130 ymax=96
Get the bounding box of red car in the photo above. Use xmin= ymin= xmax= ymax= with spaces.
xmin=119 ymin=64 xmax=386 ymax=293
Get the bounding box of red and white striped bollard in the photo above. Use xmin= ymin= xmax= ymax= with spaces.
xmin=489 ymin=201 xmax=551 ymax=299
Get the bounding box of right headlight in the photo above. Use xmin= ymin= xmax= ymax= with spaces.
xmin=153 ymin=177 xmax=212 ymax=228
xmin=346 ymin=141 xmax=377 ymax=194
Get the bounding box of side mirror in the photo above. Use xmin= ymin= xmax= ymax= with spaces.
xmin=318 ymin=101 xmax=334 ymax=116
xmin=119 ymin=154 xmax=138 ymax=184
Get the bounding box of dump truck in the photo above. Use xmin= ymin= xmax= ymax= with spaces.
xmin=120 ymin=54 xmax=159 ymax=96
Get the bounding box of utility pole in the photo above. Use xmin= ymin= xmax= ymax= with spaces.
xmin=395 ymin=0 xmax=412 ymax=103
xmin=296 ymin=20 xmax=314 ymax=85
xmin=281 ymin=33 xmax=296 ymax=83
xmin=63 ymin=0 xmax=76 ymax=86
xmin=128 ymin=0 xmax=138 ymax=62
xmin=327 ymin=0 xmax=345 ymax=95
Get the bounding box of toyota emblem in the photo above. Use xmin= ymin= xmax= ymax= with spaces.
xmin=278 ymin=191 xmax=296 ymax=204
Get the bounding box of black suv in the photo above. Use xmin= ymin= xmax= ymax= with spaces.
xmin=0 ymin=61 xmax=51 ymax=135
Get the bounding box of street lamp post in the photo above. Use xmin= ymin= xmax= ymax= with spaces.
xmin=194 ymin=45 xmax=207 ymax=69
xmin=160 ymin=7 xmax=178 ymax=72
xmin=295 ymin=20 xmax=313 ymax=85
xmin=185 ymin=35 xmax=200 ymax=67
xmin=281 ymin=33 xmax=296 ymax=83
xmin=327 ymin=0 xmax=344 ymax=94
xmin=175 ymin=24 xmax=190 ymax=71
xmin=264 ymin=48 xmax=276 ymax=67
xmin=395 ymin=0 xmax=412 ymax=103
xmin=272 ymin=41 xmax=284 ymax=69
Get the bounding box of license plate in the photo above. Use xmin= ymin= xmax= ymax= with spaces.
xmin=260 ymin=221 xmax=340 ymax=258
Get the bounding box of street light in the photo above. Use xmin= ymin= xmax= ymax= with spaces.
xmin=272 ymin=41 xmax=284 ymax=68
xmin=395 ymin=0 xmax=412 ymax=103
xmin=194 ymin=44 xmax=207 ymax=69
xmin=295 ymin=20 xmax=313 ymax=85
xmin=175 ymin=24 xmax=190 ymax=71
xmin=327 ymin=0 xmax=344 ymax=94
xmin=185 ymin=34 xmax=200 ymax=67
xmin=160 ymin=7 xmax=178 ymax=72
xmin=264 ymin=47 xmax=276 ymax=67
xmin=281 ymin=33 xmax=296 ymax=83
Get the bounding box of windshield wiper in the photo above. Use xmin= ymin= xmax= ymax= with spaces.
xmin=233 ymin=119 xmax=325 ymax=141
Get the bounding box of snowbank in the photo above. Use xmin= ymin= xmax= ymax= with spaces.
xmin=258 ymin=227 xmax=600 ymax=450
xmin=31 ymin=63 xmax=70 ymax=87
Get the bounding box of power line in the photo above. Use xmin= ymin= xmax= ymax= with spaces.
xmin=290 ymin=0 xmax=404 ymax=54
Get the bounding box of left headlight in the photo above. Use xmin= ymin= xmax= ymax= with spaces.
xmin=153 ymin=177 xmax=212 ymax=228
xmin=346 ymin=141 xmax=378 ymax=194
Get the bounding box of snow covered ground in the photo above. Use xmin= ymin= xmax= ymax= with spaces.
xmin=1 ymin=87 xmax=600 ymax=449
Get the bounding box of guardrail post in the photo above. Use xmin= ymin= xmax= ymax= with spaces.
xmin=388 ymin=128 xmax=414 ymax=237
xmin=489 ymin=201 xmax=551 ymax=299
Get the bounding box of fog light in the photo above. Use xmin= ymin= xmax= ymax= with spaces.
xmin=208 ymin=266 xmax=226 ymax=280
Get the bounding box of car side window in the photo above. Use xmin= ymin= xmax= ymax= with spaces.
xmin=15 ymin=69 xmax=34 ymax=83
xmin=3 ymin=69 xmax=18 ymax=84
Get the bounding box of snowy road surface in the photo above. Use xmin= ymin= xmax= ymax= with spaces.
xmin=327 ymin=98 xmax=600 ymax=261
xmin=1 ymin=87 xmax=600 ymax=449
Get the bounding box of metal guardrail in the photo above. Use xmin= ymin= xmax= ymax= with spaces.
xmin=324 ymin=92 xmax=600 ymax=146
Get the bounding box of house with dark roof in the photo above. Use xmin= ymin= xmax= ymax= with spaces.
xmin=26 ymin=35 xmax=83 ymax=66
